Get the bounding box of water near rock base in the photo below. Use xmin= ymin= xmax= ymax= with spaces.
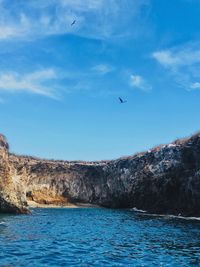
xmin=0 ymin=208 xmax=200 ymax=266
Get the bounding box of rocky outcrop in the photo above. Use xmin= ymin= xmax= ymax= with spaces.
xmin=1 ymin=132 xmax=200 ymax=216
xmin=0 ymin=135 xmax=29 ymax=214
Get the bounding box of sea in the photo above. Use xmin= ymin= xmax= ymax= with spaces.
xmin=0 ymin=208 xmax=200 ymax=266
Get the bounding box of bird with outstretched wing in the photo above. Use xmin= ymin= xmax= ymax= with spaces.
xmin=119 ymin=97 xmax=127 ymax=103
xmin=71 ymin=20 xmax=76 ymax=26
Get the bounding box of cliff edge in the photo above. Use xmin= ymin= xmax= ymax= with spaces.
xmin=1 ymin=132 xmax=200 ymax=216
xmin=0 ymin=135 xmax=29 ymax=214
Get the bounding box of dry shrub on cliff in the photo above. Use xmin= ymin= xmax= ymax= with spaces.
xmin=0 ymin=134 xmax=9 ymax=150
xmin=174 ymin=131 xmax=200 ymax=145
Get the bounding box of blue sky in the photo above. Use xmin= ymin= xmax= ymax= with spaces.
xmin=0 ymin=0 xmax=200 ymax=160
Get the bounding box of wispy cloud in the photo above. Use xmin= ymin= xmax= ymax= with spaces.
xmin=91 ymin=64 xmax=114 ymax=75
xmin=152 ymin=48 xmax=200 ymax=68
xmin=0 ymin=25 xmax=19 ymax=39
xmin=152 ymin=51 xmax=180 ymax=68
xmin=0 ymin=65 xmax=121 ymax=99
xmin=0 ymin=0 xmax=150 ymax=41
xmin=152 ymin=42 xmax=200 ymax=90
xmin=0 ymin=69 xmax=59 ymax=98
xmin=130 ymin=74 xmax=152 ymax=91
xmin=190 ymin=82 xmax=200 ymax=90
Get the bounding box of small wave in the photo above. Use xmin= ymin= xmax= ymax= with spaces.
xmin=132 ymin=207 xmax=146 ymax=213
xmin=131 ymin=210 xmax=200 ymax=221
xmin=164 ymin=214 xmax=200 ymax=221
xmin=150 ymin=214 xmax=200 ymax=221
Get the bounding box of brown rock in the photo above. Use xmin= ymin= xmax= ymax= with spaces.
xmin=2 ymin=132 xmax=200 ymax=216
xmin=0 ymin=134 xmax=29 ymax=214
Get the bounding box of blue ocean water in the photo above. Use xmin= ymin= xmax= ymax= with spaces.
xmin=0 ymin=208 xmax=200 ymax=266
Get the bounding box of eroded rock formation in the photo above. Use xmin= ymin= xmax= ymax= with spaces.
xmin=1 ymin=132 xmax=200 ymax=216
xmin=0 ymin=135 xmax=29 ymax=214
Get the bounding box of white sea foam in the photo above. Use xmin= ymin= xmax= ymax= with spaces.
xmin=164 ymin=215 xmax=200 ymax=221
xmin=131 ymin=209 xmax=200 ymax=221
xmin=132 ymin=207 xmax=146 ymax=213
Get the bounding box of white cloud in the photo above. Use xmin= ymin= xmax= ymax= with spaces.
xmin=0 ymin=26 xmax=18 ymax=39
xmin=152 ymin=51 xmax=180 ymax=68
xmin=0 ymin=66 xmax=120 ymax=99
xmin=130 ymin=74 xmax=152 ymax=91
xmin=190 ymin=82 xmax=200 ymax=90
xmin=152 ymin=48 xmax=200 ymax=68
xmin=59 ymin=0 xmax=104 ymax=11
xmin=91 ymin=64 xmax=113 ymax=75
xmin=0 ymin=69 xmax=58 ymax=98
xmin=152 ymin=42 xmax=200 ymax=90
xmin=25 ymin=69 xmax=57 ymax=81
xmin=0 ymin=0 xmax=150 ymax=41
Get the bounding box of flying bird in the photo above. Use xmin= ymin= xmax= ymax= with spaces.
xmin=119 ymin=97 xmax=127 ymax=104
xmin=71 ymin=20 xmax=76 ymax=26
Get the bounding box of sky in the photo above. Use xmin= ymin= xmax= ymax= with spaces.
xmin=0 ymin=0 xmax=200 ymax=161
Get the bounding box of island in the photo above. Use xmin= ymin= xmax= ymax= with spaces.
xmin=0 ymin=133 xmax=200 ymax=216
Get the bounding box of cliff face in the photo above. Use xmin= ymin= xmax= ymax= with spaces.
xmin=1 ymin=133 xmax=200 ymax=216
xmin=0 ymin=135 xmax=29 ymax=214
xmin=108 ymin=135 xmax=200 ymax=215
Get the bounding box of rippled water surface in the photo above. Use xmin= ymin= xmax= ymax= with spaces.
xmin=0 ymin=208 xmax=200 ymax=266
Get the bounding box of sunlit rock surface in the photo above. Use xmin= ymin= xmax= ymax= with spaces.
xmin=0 ymin=135 xmax=29 ymax=214
xmin=1 ymin=132 xmax=200 ymax=216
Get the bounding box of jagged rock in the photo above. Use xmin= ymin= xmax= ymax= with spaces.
xmin=0 ymin=135 xmax=29 ymax=214
xmin=1 ymin=132 xmax=200 ymax=216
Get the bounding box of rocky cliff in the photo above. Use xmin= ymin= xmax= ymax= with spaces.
xmin=1 ymin=133 xmax=200 ymax=216
xmin=0 ymin=135 xmax=28 ymax=214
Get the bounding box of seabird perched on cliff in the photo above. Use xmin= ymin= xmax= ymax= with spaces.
xmin=71 ymin=20 xmax=76 ymax=26
xmin=119 ymin=97 xmax=127 ymax=104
